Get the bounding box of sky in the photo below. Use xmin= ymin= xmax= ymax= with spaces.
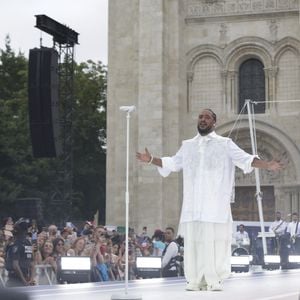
xmin=0 ymin=0 xmax=108 ymax=64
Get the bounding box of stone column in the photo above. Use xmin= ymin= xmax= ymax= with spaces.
xmin=221 ymin=69 xmax=228 ymax=113
xmin=135 ymin=0 xmax=165 ymax=232
xmin=187 ymin=71 xmax=194 ymax=113
xmin=227 ymin=70 xmax=237 ymax=112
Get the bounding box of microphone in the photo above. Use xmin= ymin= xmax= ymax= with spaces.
xmin=120 ymin=105 xmax=136 ymax=113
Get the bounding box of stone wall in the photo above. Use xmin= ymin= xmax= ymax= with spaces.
xmin=107 ymin=0 xmax=300 ymax=233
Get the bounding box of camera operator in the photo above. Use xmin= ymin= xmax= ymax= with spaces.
xmin=161 ymin=227 xmax=179 ymax=277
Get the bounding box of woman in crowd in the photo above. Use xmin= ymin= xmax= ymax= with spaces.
xmin=52 ymin=238 xmax=66 ymax=259
xmin=67 ymin=236 xmax=86 ymax=256
xmin=34 ymin=240 xmax=57 ymax=285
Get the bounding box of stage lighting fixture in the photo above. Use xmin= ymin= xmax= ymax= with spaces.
xmin=136 ymin=256 xmax=162 ymax=278
xmin=35 ymin=15 xmax=79 ymax=45
xmin=263 ymin=255 xmax=280 ymax=270
xmin=288 ymin=255 xmax=300 ymax=269
xmin=58 ymin=256 xmax=91 ymax=283
xmin=231 ymin=255 xmax=250 ymax=272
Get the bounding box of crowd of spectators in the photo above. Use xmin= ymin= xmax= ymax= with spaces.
xmin=0 ymin=217 xmax=184 ymax=287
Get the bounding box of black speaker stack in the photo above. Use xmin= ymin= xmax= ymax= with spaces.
xmin=28 ymin=47 xmax=62 ymax=158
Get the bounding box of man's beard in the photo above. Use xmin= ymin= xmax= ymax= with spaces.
xmin=197 ymin=125 xmax=212 ymax=135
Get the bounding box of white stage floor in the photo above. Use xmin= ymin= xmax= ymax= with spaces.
xmin=10 ymin=269 xmax=300 ymax=300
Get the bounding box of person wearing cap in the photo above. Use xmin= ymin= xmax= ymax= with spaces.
xmin=5 ymin=218 xmax=35 ymax=287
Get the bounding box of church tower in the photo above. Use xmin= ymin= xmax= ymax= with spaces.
xmin=107 ymin=0 xmax=300 ymax=233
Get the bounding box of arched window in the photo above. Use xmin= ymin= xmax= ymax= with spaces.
xmin=239 ymin=59 xmax=265 ymax=114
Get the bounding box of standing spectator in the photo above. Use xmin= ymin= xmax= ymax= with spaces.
xmin=287 ymin=212 xmax=300 ymax=254
xmin=47 ymin=225 xmax=58 ymax=242
xmin=35 ymin=240 xmax=56 ymax=269
xmin=81 ymin=221 xmax=94 ymax=236
xmin=5 ymin=218 xmax=35 ymax=287
xmin=269 ymin=211 xmax=287 ymax=255
xmin=161 ymin=227 xmax=179 ymax=278
xmin=269 ymin=211 xmax=287 ymax=237
xmin=67 ymin=237 xmax=86 ymax=256
xmin=34 ymin=240 xmax=56 ymax=285
xmin=152 ymin=229 xmax=165 ymax=257
xmin=52 ymin=238 xmax=66 ymax=259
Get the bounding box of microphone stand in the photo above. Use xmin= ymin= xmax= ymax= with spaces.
xmin=111 ymin=106 xmax=141 ymax=300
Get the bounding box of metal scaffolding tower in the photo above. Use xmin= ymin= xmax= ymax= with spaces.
xmin=34 ymin=15 xmax=79 ymax=223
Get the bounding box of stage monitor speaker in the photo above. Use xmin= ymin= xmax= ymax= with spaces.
xmin=28 ymin=47 xmax=62 ymax=158
xmin=57 ymin=256 xmax=91 ymax=283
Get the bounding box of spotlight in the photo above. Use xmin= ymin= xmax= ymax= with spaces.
xmin=231 ymin=247 xmax=250 ymax=273
xmin=288 ymin=255 xmax=300 ymax=263
xmin=288 ymin=255 xmax=300 ymax=269
xmin=263 ymin=255 xmax=280 ymax=270
xmin=58 ymin=256 xmax=91 ymax=283
xmin=231 ymin=255 xmax=250 ymax=272
xmin=135 ymin=256 xmax=162 ymax=278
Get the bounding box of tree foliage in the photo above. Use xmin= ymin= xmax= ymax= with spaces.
xmin=0 ymin=37 xmax=107 ymax=224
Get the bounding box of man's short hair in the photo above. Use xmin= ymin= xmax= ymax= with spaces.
xmin=165 ymin=227 xmax=174 ymax=234
xmin=204 ymin=108 xmax=217 ymax=122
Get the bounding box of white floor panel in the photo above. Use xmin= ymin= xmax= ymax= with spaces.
xmin=7 ymin=269 xmax=300 ymax=300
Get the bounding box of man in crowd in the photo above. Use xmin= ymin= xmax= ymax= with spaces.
xmin=234 ymin=224 xmax=250 ymax=248
xmin=287 ymin=212 xmax=300 ymax=254
xmin=269 ymin=211 xmax=287 ymax=255
xmin=269 ymin=212 xmax=287 ymax=237
xmin=161 ymin=227 xmax=178 ymax=277
xmin=5 ymin=218 xmax=35 ymax=287
xmin=136 ymin=108 xmax=283 ymax=291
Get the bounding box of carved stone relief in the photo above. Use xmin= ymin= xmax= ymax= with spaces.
xmin=186 ymin=0 xmax=299 ymax=18
xmin=219 ymin=23 xmax=228 ymax=47
xmin=269 ymin=19 xmax=278 ymax=43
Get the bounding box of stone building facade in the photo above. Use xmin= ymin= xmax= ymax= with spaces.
xmin=106 ymin=0 xmax=300 ymax=233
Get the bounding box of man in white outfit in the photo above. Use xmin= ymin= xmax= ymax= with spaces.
xmin=269 ymin=212 xmax=287 ymax=237
xmin=136 ymin=109 xmax=283 ymax=291
xmin=287 ymin=212 xmax=300 ymax=254
xmin=234 ymin=224 xmax=250 ymax=248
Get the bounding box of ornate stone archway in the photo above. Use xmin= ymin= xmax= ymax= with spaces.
xmin=218 ymin=119 xmax=300 ymax=220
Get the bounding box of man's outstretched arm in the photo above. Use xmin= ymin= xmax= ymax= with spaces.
xmin=136 ymin=147 xmax=162 ymax=167
xmin=251 ymin=158 xmax=285 ymax=171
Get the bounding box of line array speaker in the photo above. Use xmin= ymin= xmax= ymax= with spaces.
xmin=28 ymin=47 xmax=62 ymax=158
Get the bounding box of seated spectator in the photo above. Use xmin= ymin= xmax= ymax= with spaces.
xmin=234 ymin=224 xmax=250 ymax=247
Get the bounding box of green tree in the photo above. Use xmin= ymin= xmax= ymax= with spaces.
xmin=0 ymin=37 xmax=59 ymax=219
xmin=0 ymin=37 xmax=107 ymax=225
xmin=72 ymin=60 xmax=107 ymax=223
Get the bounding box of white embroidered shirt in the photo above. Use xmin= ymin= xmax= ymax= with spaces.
xmin=157 ymin=132 xmax=257 ymax=224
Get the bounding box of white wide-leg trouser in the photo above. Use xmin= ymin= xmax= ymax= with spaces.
xmin=180 ymin=221 xmax=232 ymax=287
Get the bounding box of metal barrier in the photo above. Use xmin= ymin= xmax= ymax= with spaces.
xmin=0 ymin=266 xmax=7 ymax=287
xmin=35 ymin=264 xmax=56 ymax=285
xmin=0 ymin=265 xmax=56 ymax=287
